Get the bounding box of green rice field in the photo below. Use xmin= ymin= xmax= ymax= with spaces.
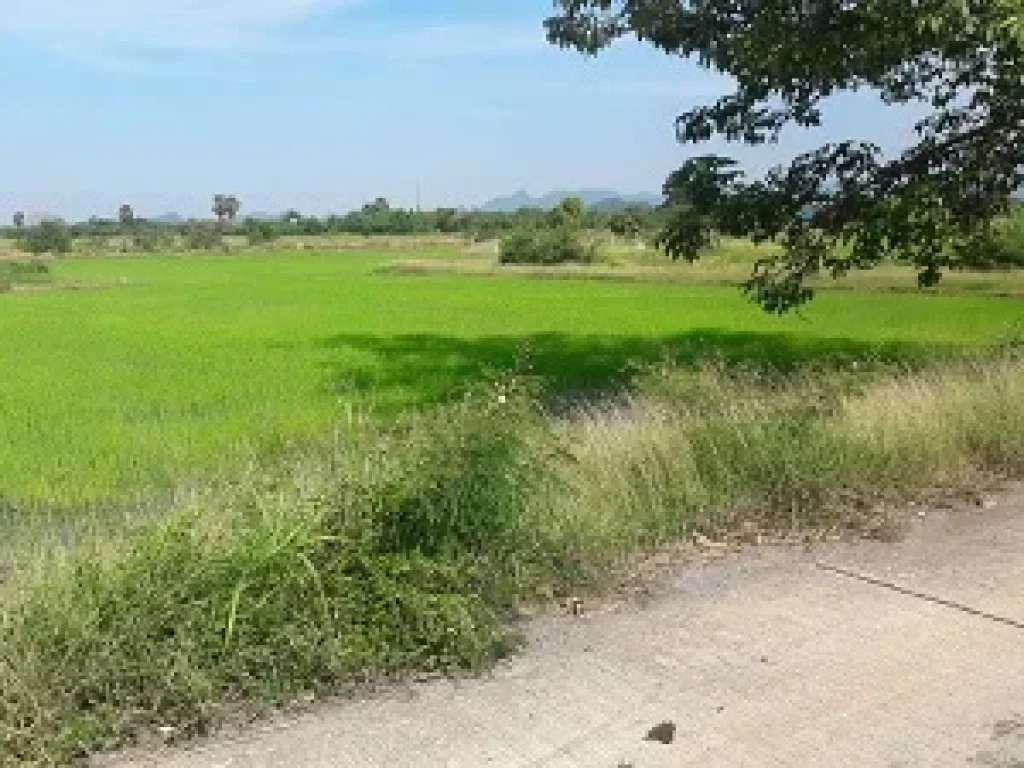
xmin=2 ymin=247 xmax=1022 ymax=508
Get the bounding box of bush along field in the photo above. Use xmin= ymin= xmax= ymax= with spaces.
xmin=0 ymin=260 xmax=50 ymax=293
xmin=4 ymin=347 xmax=1024 ymax=765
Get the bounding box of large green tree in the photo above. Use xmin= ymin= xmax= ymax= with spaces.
xmin=547 ymin=1 xmax=1024 ymax=310
xmin=551 ymin=196 xmax=585 ymax=229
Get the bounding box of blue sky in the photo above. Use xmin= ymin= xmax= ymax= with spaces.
xmin=0 ymin=0 xmax=923 ymax=221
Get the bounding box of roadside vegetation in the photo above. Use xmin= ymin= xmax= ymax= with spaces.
xmin=4 ymin=1 xmax=1023 ymax=764
xmin=2 ymin=207 xmax=1023 ymax=767
xmin=3 ymin=346 xmax=1024 ymax=765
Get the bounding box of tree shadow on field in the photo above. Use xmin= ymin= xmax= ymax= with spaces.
xmin=316 ymin=329 xmax=956 ymax=411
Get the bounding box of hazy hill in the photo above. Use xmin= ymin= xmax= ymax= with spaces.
xmin=479 ymin=189 xmax=661 ymax=213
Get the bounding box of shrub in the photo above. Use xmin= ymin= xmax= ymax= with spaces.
xmin=245 ymin=219 xmax=278 ymax=246
xmin=992 ymin=208 xmax=1024 ymax=267
xmin=0 ymin=515 xmax=510 ymax=764
xmin=20 ymin=221 xmax=72 ymax=257
xmin=369 ymin=390 xmax=549 ymax=560
xmin=184 ymin=224 xmax=224 ymax=251
xmin=609 ymin=212 xmax=642 ymax=240
xmin=0 ymin=387 xmax=544 ymax=764
xmin=497 ymin=229 xmax=537 ymax=264
xmin=131 ymin=228 xmax=175 ymax=253
xmin=0 ymin=260 xmax=50 ymax=283
xmin=954 ymin=207 xmax=1024 ymax=269
xmin=499 ymin=226 xmax=594 ymax=265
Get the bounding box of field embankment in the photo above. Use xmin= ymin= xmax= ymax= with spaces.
xmin=387 ymin=252 xmax=1024 ymax=297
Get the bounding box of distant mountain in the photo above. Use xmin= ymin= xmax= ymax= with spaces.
xmin=479 ymin=189 xmax=662 ymax=213
xmin=154 ymin=212 xmax=185 ymax=224
xmin=589 ymin=197 xmax=659 ymax=213
xmin=479 ymin=190 xmax=536 ymax=212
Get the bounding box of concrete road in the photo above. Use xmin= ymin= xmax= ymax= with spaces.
xmin=101 ymin=488 xmax=1024 ymax=768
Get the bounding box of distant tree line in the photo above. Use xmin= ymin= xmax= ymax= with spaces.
xmin=1 ymin=193 xmax=667 ymax=255
xmin=8 ymin=193 xmax=1019 ymax=267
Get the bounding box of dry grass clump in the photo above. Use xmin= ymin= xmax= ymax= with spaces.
xmin=537 ymin=355 xmax=1024 ymax=580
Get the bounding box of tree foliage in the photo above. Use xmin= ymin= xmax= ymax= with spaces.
xmin=212 ymin=194 xmax=242 ymax=224
xmin=245 ymin=217 xmax=278 ymax=246
xmin=21 ymin=220 xmax=72 ymax=256
xmin=49 ymin=200 xmax=665 ymax=248
xmin=547 ymin=0 xmax=1024 ymax=310
xmin=185 ymin=222 xmax=224 ymax=251
xmin=550 ymin=196 xmax=585 ymax=229
xmin=609 ymin=211 xmax=642 ymax=241
xmin=500 ymin=196 xmax=594 ymax=265
xmin=118 ymin=204 xmax=135 ymax=230
xmin=499 ymin=226 xmax=594 ymax=265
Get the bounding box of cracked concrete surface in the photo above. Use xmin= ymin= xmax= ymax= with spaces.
xmin=99 ymin=487 xmax=1024 ymax=768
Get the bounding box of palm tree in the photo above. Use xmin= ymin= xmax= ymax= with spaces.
xmin=212 ymin=194 xmax=227 ymax=223
xmin=212 ymin=194 xmax=242 ymax=224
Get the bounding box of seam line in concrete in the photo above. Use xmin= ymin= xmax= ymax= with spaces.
xmin=816 ymin=562 xmax=1024 ymax=631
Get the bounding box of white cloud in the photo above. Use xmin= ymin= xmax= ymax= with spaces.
xmin=0 ymin=0 xmax=363 ymax=52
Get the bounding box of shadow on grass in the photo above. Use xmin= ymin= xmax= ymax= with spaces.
xmin=316 ymin=330 xmax=958 ymax=409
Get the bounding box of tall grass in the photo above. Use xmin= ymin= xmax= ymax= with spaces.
xmin=3 ymin=355 xmax=1024 ymax=765
xmin=544 ymin=355 xmax=1024 ymax=579
xmin=0 ymin=388 xmax=546 ymax=766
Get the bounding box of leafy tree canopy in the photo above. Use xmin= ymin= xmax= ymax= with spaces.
xmin=21 ymin=220 xmax=72 ymax=256
xmin=551 ymin=196 xmax=585 ymax=229
xmin=362 ymin=197 xmax=392 ymax=216
xmin=212 ymin=194 xmax=242 ymax=223
xmin=547 ymin=0 xmax=1024 ymax=311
